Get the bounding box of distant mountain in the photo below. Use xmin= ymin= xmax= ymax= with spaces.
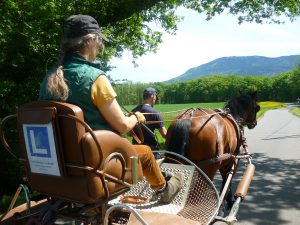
xmin=166 ymin=55 xmax=300 ymax=83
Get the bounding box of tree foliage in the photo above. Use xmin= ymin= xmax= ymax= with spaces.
xmin=1 ymin=0 xmax=300 ymax=85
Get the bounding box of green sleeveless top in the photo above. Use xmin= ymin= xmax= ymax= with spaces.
xmin=39 ymin=54 xmax=113 ymax=131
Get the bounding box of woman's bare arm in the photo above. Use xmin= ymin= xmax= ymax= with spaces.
xmin=99 ymin=98 xmax=138 ymax=134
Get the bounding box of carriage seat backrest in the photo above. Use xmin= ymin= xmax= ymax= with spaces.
xmin=17 ymin=100 xmax=142 ymax=204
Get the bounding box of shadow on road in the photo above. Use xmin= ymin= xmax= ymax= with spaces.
xmin=233 ymin=153 xmax=300 ymax=225
xmin=262 ymin=135 xmax=300 ymax=140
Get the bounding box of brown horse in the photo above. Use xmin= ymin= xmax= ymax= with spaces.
xmin=165 ymin=91 xmax=260 ymax=210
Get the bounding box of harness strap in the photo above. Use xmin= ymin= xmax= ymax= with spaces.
xmin=195 ymin=153 xmax=233 ymax=166
xmin=216 ymin=108 xmax=243 ymax=154
xmin=129 ymin=125 xmax=144 ymax=144
xmin=192 ymin=108 xmax=244 ymax=166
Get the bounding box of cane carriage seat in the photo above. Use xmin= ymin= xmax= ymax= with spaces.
xmin=0 ymin=100 xmax=144 ymax=224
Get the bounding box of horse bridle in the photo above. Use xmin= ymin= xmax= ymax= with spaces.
xmin=243 ymin=120 xmax=257 ymax=129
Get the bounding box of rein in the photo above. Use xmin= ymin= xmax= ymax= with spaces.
xmin=143 ymin=110 xmax=220 ymax=125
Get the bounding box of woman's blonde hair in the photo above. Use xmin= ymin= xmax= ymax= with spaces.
xmin=47 ymin=66 xmax=69 ymax=100
xmin=46 ymin=33 xmax=104 ymax=100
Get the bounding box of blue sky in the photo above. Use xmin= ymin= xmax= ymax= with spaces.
xmin=107 ymin=8 xmax=300 ymax=83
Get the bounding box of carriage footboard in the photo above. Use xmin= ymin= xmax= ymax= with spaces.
xmin=107 ymin=151 xmax=220 ymax=225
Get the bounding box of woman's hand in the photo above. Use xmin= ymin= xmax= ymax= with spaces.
xmin=132 ymin=111 xmax=146 ymax=124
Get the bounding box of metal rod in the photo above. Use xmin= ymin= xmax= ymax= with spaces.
xmin=130 ymin=156 xmax=139 ymax=184
xmin=226 ymin=197 xmax=241 ymax=224
xmin=0 ymin=114 xmax=18 ymax=159
xmin=103 ymin=204 xmax=149 ymax=225
xmin=218 ymin=160 xmax=238 ymax=206
xmin=7 ymin=184 xmax=31 ymax=213
xmin=219 ymin=173 xmax=233 ymax=206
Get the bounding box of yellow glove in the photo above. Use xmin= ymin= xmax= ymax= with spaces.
xmin=133 ymin=111 xmax=146 ymax=124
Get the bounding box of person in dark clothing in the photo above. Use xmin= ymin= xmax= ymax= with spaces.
xmin=132 ymin=87 xmax=167 ymax=151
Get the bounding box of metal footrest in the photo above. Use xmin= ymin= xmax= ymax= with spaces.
xmin=109 ymin=162 xmax=219 ymax=224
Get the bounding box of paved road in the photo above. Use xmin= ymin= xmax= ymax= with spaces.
xmin=233 ymin=106 xmax=300 ymax=225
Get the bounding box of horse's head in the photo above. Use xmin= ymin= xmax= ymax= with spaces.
xmin=226 ymin=91 xmax=260 ymax=129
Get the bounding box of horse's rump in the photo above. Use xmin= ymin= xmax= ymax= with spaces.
xmin=166 ymin=108 xmax=238 ymax=165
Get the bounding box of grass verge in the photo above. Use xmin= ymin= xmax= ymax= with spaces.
xmin=256 ymin=101 xmax=286 ymax=118
xmin=291 ymin=106 xmax=300 ymax=117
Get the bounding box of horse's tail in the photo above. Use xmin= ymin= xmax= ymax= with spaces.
xmin=166 ymin=119 xmax=191 ymax=157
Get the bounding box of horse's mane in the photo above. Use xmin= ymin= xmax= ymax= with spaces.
xmin=224 ymin=91 xmax=256 ymax=123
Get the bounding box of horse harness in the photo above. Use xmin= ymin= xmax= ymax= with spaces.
xmin=188 ymin=108 xmax=249 ymax=166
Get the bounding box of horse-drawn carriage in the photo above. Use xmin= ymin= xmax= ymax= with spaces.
xmin=0 ymin=91 xmax=259 ymax=225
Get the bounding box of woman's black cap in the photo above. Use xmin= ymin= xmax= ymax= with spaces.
xmin=63 ymin=15 xmax=108 ymax=41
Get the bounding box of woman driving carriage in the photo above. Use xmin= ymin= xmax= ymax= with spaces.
xmin=38 ymin=14 xmax=183 ymax=203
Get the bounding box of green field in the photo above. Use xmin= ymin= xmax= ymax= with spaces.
xmin=126 ymin=101 xmax=285 ymax=120
xmin=291 ymin=107 xmax=300 ymax=117
xmin=127 ymin=102 xmax=224 ymax=119
xmin=257 ymin=101 xmax=286 ymax=118
xmin=126 ymin=102 xmax=225 ymax=112
xmin=126 ymin=102 xmax=225 ymax=128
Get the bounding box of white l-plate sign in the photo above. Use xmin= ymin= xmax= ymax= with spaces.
xmin=23 ymin=123 xmax=61 ymax=176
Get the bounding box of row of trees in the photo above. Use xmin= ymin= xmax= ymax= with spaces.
xmin=114 ymin=67 xmax=300 ymax=106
